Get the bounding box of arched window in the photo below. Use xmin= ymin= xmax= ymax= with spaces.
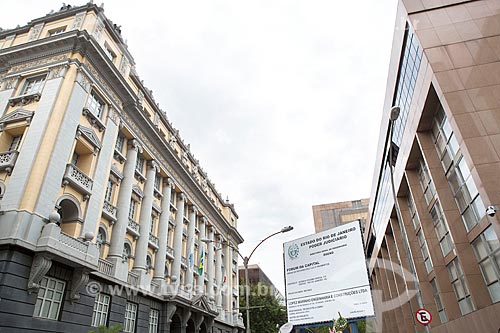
xmin=96 ymin=227 xmax=107 ymax=257
xmin=146 ymin=254 xmax=153 ymax=270
xmin=164 ymin=265 xmax=169 ymax=279
xmin=56 ymin=196 xmax=82 ymax=236
xmin=123 ymin=242 xmax=132 ymax=261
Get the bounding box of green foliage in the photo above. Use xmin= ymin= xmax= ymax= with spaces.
xmin=88 ymin=323 xmax=123 ymax=333
xmin=240 ymin=282 xmax=287 ymax=333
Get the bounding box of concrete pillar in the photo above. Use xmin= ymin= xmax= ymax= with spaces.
xmin=108 ymin=139 xmax=141 ymax=258
xmin=133 ymin=160 xmax=159 ymax=286
xmin=196 ymin=217 xmax=207 ymax=289
xmin=185 ymin=205 xmax=197 ymax=292
xmin=153 ymin=178 xmax=174 ymax=283
xmin=207 ymin=226 xmax=215 ymax=300
xmin=171 ymin=192 xmax=186 ymax=287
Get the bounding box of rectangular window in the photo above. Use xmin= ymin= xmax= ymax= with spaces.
xmin=104 ymin=44 xmax=116 ymax=62
xmin=115 ymin=134 xmax=124 ymax=153
xmin=48 ymin=26 xmax=66 ymax=36
xmin=71 ymin=152 xmax=79 ymax=166
xmin=430 ymin=201 xmax=454 ymax=256
xmin=22 ymin=75 xmax=46 ymax=95
xmin=154 ymin=173 xmax=161 ymax=191
xmin=418 ymin=159 xmax=436 ymax=205
xmin=432 ymin=106 xmax=485 ymax=231
xmin=91 ymin=293 xmax=110 ymax=327
xmin=8 ymin=135 xmax=22 ymax=151
xmin=417 ymin=229 xmax=433 ymax=273
xmin=149 ymin=309 xmax=159 ymax=333
xmin=472 ymin=225 xmax=500 ymax=303
xmin=105 ymin=180 xmax=113 ymax=203
xmin=123 ymin=302 xmax=138 ymax=333
xmin=136 ymin=155 xmax=144 ymax=174
xmin=430 ymin=279 xmax=447 ymax=323
xmin=447 ymin=258 xmax=475 ymax=315
xmin=150 ymin=216 xmax=155 ymax=234
xmin=129 ymin=200 xmax=137 ymax=221
xmin=33 ymin=276 xmax=65 ymax=320
xmin=407 ymin=193 xmax=420 ymax=230
xmin=86 ymin=90 xmax=105 ymax=118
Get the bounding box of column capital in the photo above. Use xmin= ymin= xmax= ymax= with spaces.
xmin=128 ymin=139 xmax=143 ymax=153
xmin=189 ymin=205 xmax=198 ymax=215
xmin=164 ymin=177 xmax=175 ymax=189
xmin=178 ymin=192 xmax=186 ymax=202
xmin=147 ymin=159 xmax=160 ymax=172
xmin=200 ymin=216 xmax=207 ymax=225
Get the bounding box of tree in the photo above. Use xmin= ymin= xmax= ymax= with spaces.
xmin=240 ymin=282 xmax=287 ymax=333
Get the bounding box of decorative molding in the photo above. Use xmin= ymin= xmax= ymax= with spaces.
xmin=166 ymin=304 xmax=177 ymax=323
xmin=70 ymin=268 xmax=90 ymax=303
xmin=8 ymin=54 xmax=68 ymax=75
xmin=190 ymin=205 xmax=198 ymax=215
xmin=8 ymin=93 xmax=41 ymax=107
xmin=128 ymin=139 xmax=143 ymax=153
xmin=92 ymin=18 xmax=105 ymax=42
xmin=72 ymin=12 xmax=86 ymax=30
xmin=28 ymin=23 xmax=44 ymax=41
xmin=76 ymin=69 xmax=91 ymax=92
xmin=182 ymin=309 xmax=192 ymax=327
xmin=1 ymin=75 xmax=20 ymax=91
xmin=108 ymin=107 xmax=121 ymax=125
xmin=83 ymin=60 xmax=121 ymax=107
xmin=77 ymin=125 xmax=102 ymax=153
xmin=82 ymin=107 xmax=106 ymax=132
xmin=48 ymin=64 xmax=69 ymax=80
xmin=152 ymin=201 xmax=162 ymax=214
xmin=132 ymin=184 xmax=144 ymax=200
xmin=110 ymin=163 xmax=123 ymax=183
xmin=0 ymin=108 xmax=34 ymax=130
xmin=27 ymin=253 xmax=53 ymax=294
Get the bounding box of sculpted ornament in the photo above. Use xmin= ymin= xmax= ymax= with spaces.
xmin=27 ymin=254 xmax=53 ymax=294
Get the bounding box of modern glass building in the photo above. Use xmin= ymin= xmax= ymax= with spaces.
xmin=366 ymin=0 xmax=500 ymax=332
xmin=0 ymin=3 xmax=243 ymax=332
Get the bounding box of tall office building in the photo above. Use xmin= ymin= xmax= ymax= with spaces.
xmin=312 ymin=198 xmax=369 ymax=232
xmin=238 ymin=264 xmax=285 ymax=305
xmin=0 ymin=3 xmax=243 ymax=332
xmin=366 ymin=0 xmax=500 ymax=332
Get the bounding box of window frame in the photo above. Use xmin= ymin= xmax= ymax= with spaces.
xmin=447 ymin=258 xmax=475 ymax=315
xmin=123 ymin=302 xmax=138 ymax=333
xmin=472 ymin=225 xmax=500 ymax=303
xmin=86 ymin=90 xmax=106 ymax=119
xmin=33 ymin=276 xmax=66 ymax=320
xmin=91 ymin=293 xmax=110 ymax=327
xmin=21 ymin=74 xmax=46 ymax=95
xmin=148 ymin=308 xmax=159 ymax=333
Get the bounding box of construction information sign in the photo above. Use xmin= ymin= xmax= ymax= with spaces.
xmin=284 ymin=220 xmax=374 ymax=325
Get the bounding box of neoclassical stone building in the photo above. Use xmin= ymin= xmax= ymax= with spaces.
xmin=0 ymin=3 xmax=243 ymax=332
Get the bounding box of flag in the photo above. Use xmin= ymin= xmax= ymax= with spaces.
xmin=198 ymin=248 xmax=205 ymax=275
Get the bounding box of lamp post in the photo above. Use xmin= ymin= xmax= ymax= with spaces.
xmin=202 ymin=225 xmax=293 ymax=333
xmin=387 ymin=106 xmax=429 ymax=332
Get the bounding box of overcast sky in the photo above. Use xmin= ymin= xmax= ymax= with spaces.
xmin=1 ymin=1 xmax=397 ymax=294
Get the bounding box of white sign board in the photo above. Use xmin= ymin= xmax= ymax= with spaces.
xmin=283 ymin=221 xmax=374 ymax=325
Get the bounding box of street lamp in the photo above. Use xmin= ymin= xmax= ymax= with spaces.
xmin=387 ymin=106 xmax=429 ymax=332
xmin=202 ymin=225 xmax=293 ymax=333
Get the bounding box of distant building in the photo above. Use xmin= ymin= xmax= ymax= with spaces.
xmin=312 ymin=198 xmax=369 ymax=232
xmin=239 ymin=264 xmax=284 ymax=304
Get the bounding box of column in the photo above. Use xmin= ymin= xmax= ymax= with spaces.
xmin=196 ymin=217 xmax=207 ymax=288
xmin=215 ymin=234 xmax=223 ymax=310
xmin=228 ymin=243 xmax=234 ymax=318
xmin=171 ymin=192 xmax=186 ymax=287
xmin=108 ymin=139 xmax=141 ymax=259
xmin=185 ymin=205 xmax=197 ymax=292
xmin=133 ymin=160 xmax=159 ymax=280
xmin=207 ymin=226 xmax=215 ymax=300
xmin=153 ymin=178 xmax=174 ymax=282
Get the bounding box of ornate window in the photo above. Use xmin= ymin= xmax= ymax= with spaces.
xmin=104 ymin=179 xmax=114 ymax=203
xmin=115 ymin=133 xmax=125 ymax=153
xmin=96 ymin=227 xmax=107 ymax=257
xmin=21 ymin=75 xmax=46 ymax=95
xmin=86 ymin=90 xmax=105 ymax=119
xmin=123 ymin=242 xmax=132 ymax=261
xmin=129 ymin=200 xmax=137 ymax=221
xmin=33 ymin=276 xmax=65 ymax=320
xmin=48 ymin=26 xmax=66 ymax=36
xmin=91 ymin=293 xmax=110 ymax=327
xmin=146 ymin=254 xmax=153 ymax=270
